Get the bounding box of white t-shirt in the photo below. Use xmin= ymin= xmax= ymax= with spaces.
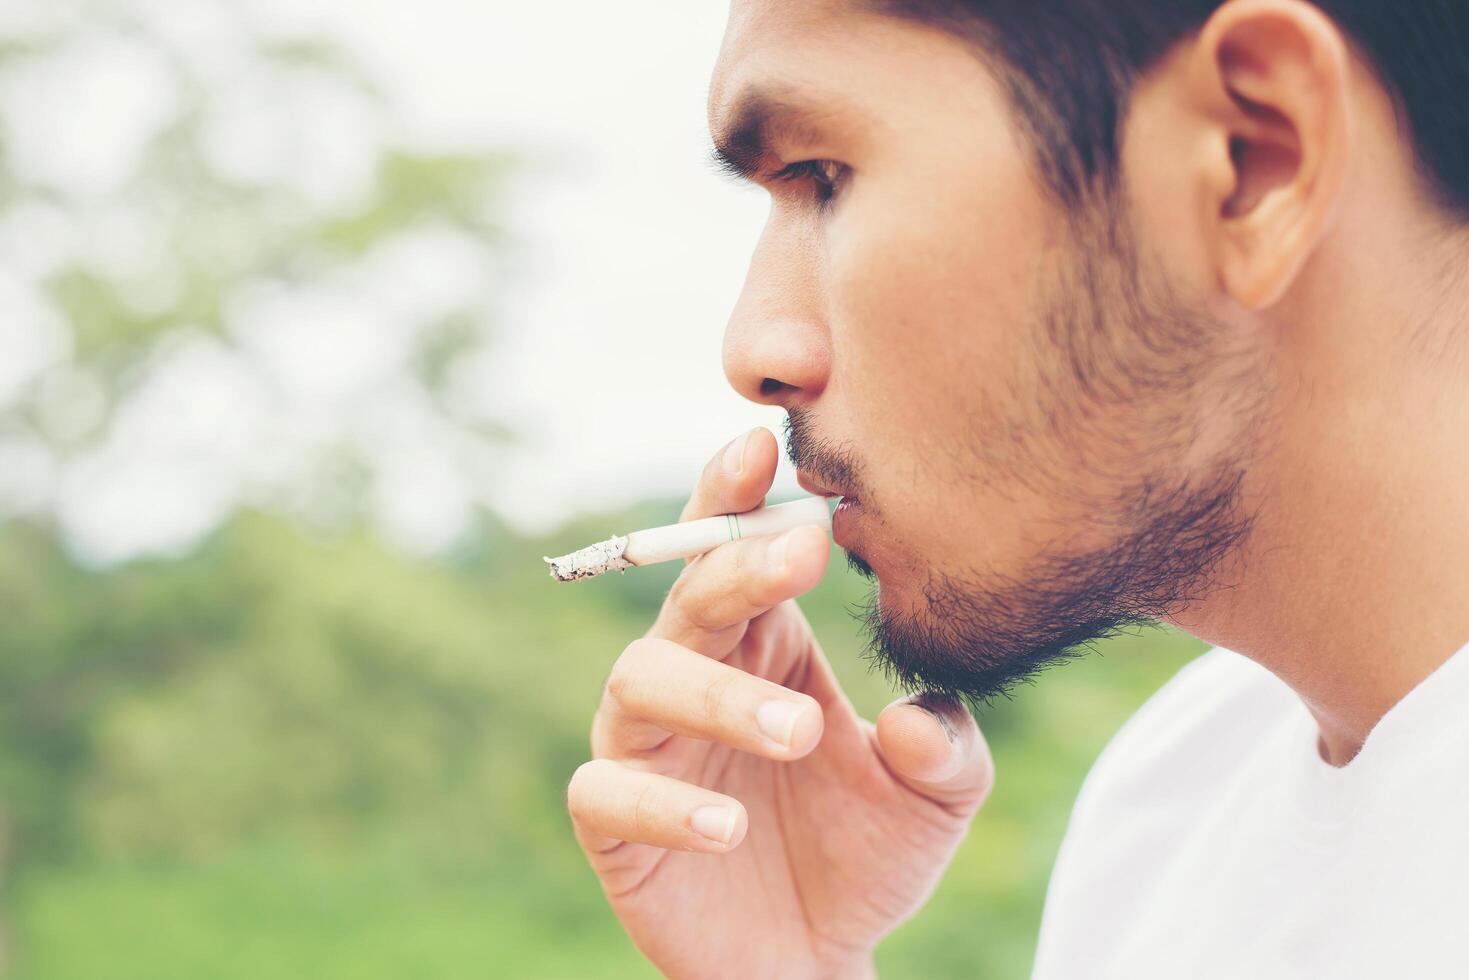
xmin=1032 ymin=642 xmax=1469 ymax=980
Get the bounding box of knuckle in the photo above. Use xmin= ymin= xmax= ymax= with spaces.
xmin=669 ymin=574 xmax=727 ymax=632
xmin=701 ymin=672 xmax=738 ymax=722
xmin=604 ymin=640 xmax=653 ymax=704
xmin=662 ymin=542 xmax=773 ymax=636
xmin=664 ymin=572 xmax=693 ymax=612
xmin=566 ymin=759 xmax=610 ymax=817
xmin=629 ymin=781 xmax=658 ymax=838
xmin=603 ymin=660 xmax=630 ymax=706
xmin=682 ymin=599 xmax=726 ymax=634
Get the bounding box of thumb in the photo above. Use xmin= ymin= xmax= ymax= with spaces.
xmin=875 ymin=692 xmax=994 ymax=815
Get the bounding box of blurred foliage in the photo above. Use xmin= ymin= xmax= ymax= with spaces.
xmin=0 ymin=5 xmax=1207 ymax=978
xmin=0 ymin=504 xmax=1204 ymax=978
xmin=0 ymin=16 xmax=507 ymax=402
xmin=0 ymin=5 xmax=510 ymax=559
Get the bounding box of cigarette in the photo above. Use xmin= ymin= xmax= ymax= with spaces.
xmin=544 ymin=496 xmax=833 ymax=583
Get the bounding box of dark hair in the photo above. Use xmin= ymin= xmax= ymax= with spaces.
xmin=867 ymin=1 xmax=1469 ymax=220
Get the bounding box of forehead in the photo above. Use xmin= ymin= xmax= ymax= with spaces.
xmin=709 ymin=0 xmax=865 ymax=120
xmin=707 ymin=1 xmax=1001 ymax=131
xmin=707 ymin=1 xmax=1019 ymax=182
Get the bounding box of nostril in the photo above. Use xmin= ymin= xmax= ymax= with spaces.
xmin=760 ymin=378 xmax=791 ymax=397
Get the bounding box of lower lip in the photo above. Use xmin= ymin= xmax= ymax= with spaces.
xmin=832 ymin=496 xmax=861 ymax=549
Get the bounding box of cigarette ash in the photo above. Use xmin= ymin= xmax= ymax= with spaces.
xmin=544 ymin=534 xmax=634 ymax=582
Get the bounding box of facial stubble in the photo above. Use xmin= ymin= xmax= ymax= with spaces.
xmin=788 ymin=208 xmax=1264 ymax=708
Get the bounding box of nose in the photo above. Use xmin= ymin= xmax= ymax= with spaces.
xmin=722 ymin=211 xmax=831 ymax=407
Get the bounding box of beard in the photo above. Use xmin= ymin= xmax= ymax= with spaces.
xmin=786 ymin=202 xmax=1266 ymax=708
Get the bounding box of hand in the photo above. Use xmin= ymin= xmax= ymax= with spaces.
xmin=567 ymin=427 xmax=994 ymax=979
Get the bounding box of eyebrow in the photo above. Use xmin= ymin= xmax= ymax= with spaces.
xmin=708 ymin=87 xmax=842 ymax=183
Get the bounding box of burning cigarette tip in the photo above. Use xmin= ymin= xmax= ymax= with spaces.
xmin=544 ymin=535 xmax=634 ymax=583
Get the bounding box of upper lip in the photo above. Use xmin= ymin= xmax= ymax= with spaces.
xmin=797 ymin=469 xmax=851 ymax=500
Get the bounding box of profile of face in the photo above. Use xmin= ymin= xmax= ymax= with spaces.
xmin=712 ymin=1 xmax=1280 ymax=703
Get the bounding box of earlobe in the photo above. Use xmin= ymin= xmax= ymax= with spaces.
xmin=1200 ymin=0 xmax=1353 ymax=310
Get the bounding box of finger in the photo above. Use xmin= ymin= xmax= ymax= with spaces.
xmin=679 ymin=427 xmax=780 ymax=524
xmin=650 ymin=524 xmax=830 ymax=655
xmin=875 ymin=693 xmax=994 ymax=815
xmin=567 ymin=758 xmax=748 ymax=854
xmin=594 ymin=637 xmax=824 ymax=761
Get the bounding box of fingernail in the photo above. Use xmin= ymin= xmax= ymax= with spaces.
xmin=757 ymin=699 xmax=806 ymax=748
xmin=691 ymin=805 xmax=738 ymax=845
xmin=913 ymin=692 xmax=961 ymax=743
xmin=767 ymin=529 xmax=793 ymax=573
xmin=722 ymin=430 xmax=751 ymax=476
xmin=924 ymin=707 xmax=959 ymax=744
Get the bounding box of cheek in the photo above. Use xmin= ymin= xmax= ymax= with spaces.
xmin=813 ymin=150 xmax=1099 ymax=591
xmin=822 ymin=156 xmax=1058 ymax=485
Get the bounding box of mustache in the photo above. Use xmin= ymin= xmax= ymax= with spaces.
xmin=783 ymin=407 xmax=868 ymax=500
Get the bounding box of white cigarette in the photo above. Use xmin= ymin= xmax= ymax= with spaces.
xmin=544 ymin=496 xmax=833 ymax=583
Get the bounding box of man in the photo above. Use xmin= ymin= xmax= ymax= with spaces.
xmin=566 ymin=0 xmax=1469 ymax=975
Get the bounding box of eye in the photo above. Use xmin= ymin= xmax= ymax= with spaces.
xmin=766 ymin=159 xmax=847 ymax=208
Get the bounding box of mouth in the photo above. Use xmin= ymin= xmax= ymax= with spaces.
xmin=797 ymin=469 xmax=863 ymax=552
xmin=831 ymin=495 xmax=863 ymax=550
xmin=796 ymin=469 xmax=849 ymax=501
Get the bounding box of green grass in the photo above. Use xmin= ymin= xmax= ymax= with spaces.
xmin=0 ymin=512 xmax=1206 ymax=979
xmin=13 ymin=853 xmax=656 ymax=980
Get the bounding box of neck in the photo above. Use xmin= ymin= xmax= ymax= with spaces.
xmin=1176 ymin=225 xmax=1469 ymax=766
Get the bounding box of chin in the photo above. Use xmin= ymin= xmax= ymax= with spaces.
xmin=844 ymin=548 xmax=878 ymax=581
xmin=845 ymin=551 xmax=927 ymax=621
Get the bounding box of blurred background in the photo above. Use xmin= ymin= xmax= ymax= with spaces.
xmin=0 ymin=1 xmax=1204 ymax=977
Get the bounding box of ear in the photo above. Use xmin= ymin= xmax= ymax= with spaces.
xmin=1192 ymin=0 xmax=1354 ymax=309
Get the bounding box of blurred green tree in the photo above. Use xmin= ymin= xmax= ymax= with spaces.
xmin=0 ymin=2 xmax=512 ymax=560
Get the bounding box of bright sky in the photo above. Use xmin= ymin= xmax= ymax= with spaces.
xmin=0 ymin=0 xmax=804 ymax=561
xmin=326 ymin=0 xmax=794 ymax=530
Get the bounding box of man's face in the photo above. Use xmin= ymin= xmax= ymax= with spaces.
xmin=712 ymin=1 xmax=1270 ymax=701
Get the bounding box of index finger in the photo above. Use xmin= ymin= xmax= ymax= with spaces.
xmin=679 ymin=427 xmax=780 ymax=524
